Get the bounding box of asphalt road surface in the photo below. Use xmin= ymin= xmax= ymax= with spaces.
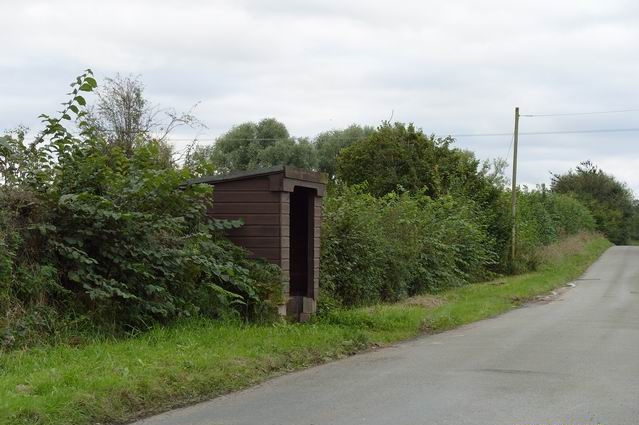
xmin=134 ymin=246 xmax=639 ymax=425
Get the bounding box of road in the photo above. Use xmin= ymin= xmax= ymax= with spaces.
xmin=135 ymin=246 xmax=639 ymax=425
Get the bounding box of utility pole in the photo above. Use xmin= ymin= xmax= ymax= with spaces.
xmin=511 ymin=107 xmax=520 ymax=264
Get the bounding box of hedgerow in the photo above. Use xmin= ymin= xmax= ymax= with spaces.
xmin=511 ymin=189 xmax=596 ymax=272
xmin=320 ymin=186 xmax=596 ymax=308
xmin=320 ymin=185 xmax=496 ymax=308
xmin=0 ymin=71 xmax=280 ymax=350
xmin=0 ymin=72 xmax=604 ymax=348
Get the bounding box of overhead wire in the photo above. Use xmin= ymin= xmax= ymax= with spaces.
xmin=164 ymin=127 xmax=639 ymax=143
xmin=163 ymin=107 xmax=639 ymax=142
xmin=521 ymin=108 xmax=639 ymax=117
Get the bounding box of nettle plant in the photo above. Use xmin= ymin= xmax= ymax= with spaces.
xmin=1 ymin=71 xmax=280 ymax=335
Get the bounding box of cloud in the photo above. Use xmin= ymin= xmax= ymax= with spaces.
xmin=2 ymin=0 xmax=639 ymax=192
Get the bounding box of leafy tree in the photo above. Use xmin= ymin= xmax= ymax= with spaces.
xmin=551 ymin=161 xmax=634 ymax=244
xmin=335 ymin=122 xmax=517 ymax=271
xmin=258 ymin=137 xmax=316 ymax=170
xmin=314 ymin=124 xmax=373 ymax=179
xmin=336 ymin=122 xmax=502 ymax=201
xmin=187 ymin=118 xmax=317 ymax=173
xmin=337 ymin=122 xmax=463 ymax=197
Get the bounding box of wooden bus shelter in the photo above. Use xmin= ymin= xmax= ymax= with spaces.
xmin=188 ymin=166 xmax=327 ymax=321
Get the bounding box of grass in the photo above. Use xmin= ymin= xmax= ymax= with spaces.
xmin=0 ymin=233 xmax=611 ymax=425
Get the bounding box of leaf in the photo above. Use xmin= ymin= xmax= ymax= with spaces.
xmin=69 ymin=105 xmax=79 ymax=114
xmin=85 ymin=77 xmax=98 ymax=88
xmin=79 ymin=83 xmax=93 ymax=92
xmin=74 ymin=96 xmax=86 ymax=106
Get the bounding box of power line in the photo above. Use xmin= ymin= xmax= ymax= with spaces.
xmin=164 ymin=127 xmax=639 ymax=142
xmin=521 ymin=108 xmax=639 ymax=117
xmin=451 ymin=127 xmax=639 ymax=137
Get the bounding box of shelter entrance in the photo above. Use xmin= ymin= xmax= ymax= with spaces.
xmin=289 ymin=186 xmax=314 ymax=298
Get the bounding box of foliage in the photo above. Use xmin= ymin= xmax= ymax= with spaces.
xmin=320 ymin=181 xmax=598 ymax=308
xmin=336 ymin=122 xmax=487 ymax=199
xmin=320 ymin=184 xmax=496 ymax=307
xmin=334 ymin=122 xmax=513 ymax=274
xmin=511 ymin=187 xmax=596 ymax=272
xmin=551 ymin=161 xmax=634 ymax=244
xmin=89 ymin=74 xmax=151 ymax=153
xmin=86 ymin=74 xmax=201 ymax=161
xmin=0 ymin=71 xmax=280 ymax=350
xmin=187 ymin=118 xmax=317 ymax=173
xmin=314 ymin=124 xmax=373 ymax=179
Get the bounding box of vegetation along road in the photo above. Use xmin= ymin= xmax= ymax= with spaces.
xmin=135 ymin=246 xmax=639 ymax=425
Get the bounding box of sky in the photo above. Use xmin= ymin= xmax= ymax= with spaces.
xmin=2 ymin=0 xmax=639 ymax=194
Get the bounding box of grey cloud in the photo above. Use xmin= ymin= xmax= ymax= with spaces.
xmin=3 ymin=0 xmax=639 ymax=192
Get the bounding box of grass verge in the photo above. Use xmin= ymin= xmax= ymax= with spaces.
xmin=0 ymin=234 xmax=611 ymax=425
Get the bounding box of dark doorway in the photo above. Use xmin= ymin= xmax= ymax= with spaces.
xmin=289 ymin=187 xmax=313 ymax=297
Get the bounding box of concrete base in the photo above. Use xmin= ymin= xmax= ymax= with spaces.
xmin=286 ymin=296 xmax=316 ymax=321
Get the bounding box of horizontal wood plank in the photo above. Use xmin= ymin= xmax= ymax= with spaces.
xmin=208 ymin=213 xmax=281 ymax=226
xmin=213 ymin=191 xmax=280 ymax=203
xmin=227 ymin=226 xmax=280 ymax=238
xmin=212 ymin=203 xmax=281 ymax=215
xmin=244 ymin=247 xmax=280 ymax=262
xmin=207 ymin=177 xmax=271 ymax=191
xmin=231 ymin=237 xmax=287 ymax=249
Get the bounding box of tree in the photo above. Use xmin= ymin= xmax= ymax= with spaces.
xmin=187 ymin=118 xmax=317 ymax=173
xmin=87 ymin=74 xmax=200 ymax=161
xmin=314 ymin=124 xmax=373 ymax=179
xmin=336 ymin=122 xmax=488 ymax=199
xmin=89 ymin=74 xmax=152 ymax=153
xmin=258 ymin=137 xmax=317 ymax=170
xmin=551 ymin=161 xmax=634 ymax=244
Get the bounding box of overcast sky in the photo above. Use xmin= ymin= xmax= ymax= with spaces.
xmin=2 ymin=0 xmax=639 ymax=193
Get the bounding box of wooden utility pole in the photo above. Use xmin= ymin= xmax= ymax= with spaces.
xmin=511 ymin=107 xmax=520 ymax=264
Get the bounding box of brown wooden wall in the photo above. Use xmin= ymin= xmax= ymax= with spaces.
xmin=208 ymin=176 xmax=283 ymax=263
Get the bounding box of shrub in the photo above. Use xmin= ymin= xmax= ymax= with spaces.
xmin=320 ymin=185 xmax=496 ymax=307
xmin=0 ymin=71 xmax=280 ymax=349
xmin=510 ymin=188 xmax=596 ymax=272
xmin=320 ymin=185 xmax=388 ymax=307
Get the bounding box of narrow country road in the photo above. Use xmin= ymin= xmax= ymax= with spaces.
xmin=134 ymin=246 xmax=639 ymax=425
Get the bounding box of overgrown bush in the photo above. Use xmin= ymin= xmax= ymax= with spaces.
xmin=552 ymin=161 xmax=633 ymax=244
xmin=319 ymin=186 xmax=388 ymax=307
xmin=0 ymin=71 xmax=280 ymax=350
xmin=320 ymin=183 xmax=596 ymax=308
xmin=511 ymin=188 xmax=596 ymax=272
xmin=320 ymin=185 xmax=496 ymax=308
